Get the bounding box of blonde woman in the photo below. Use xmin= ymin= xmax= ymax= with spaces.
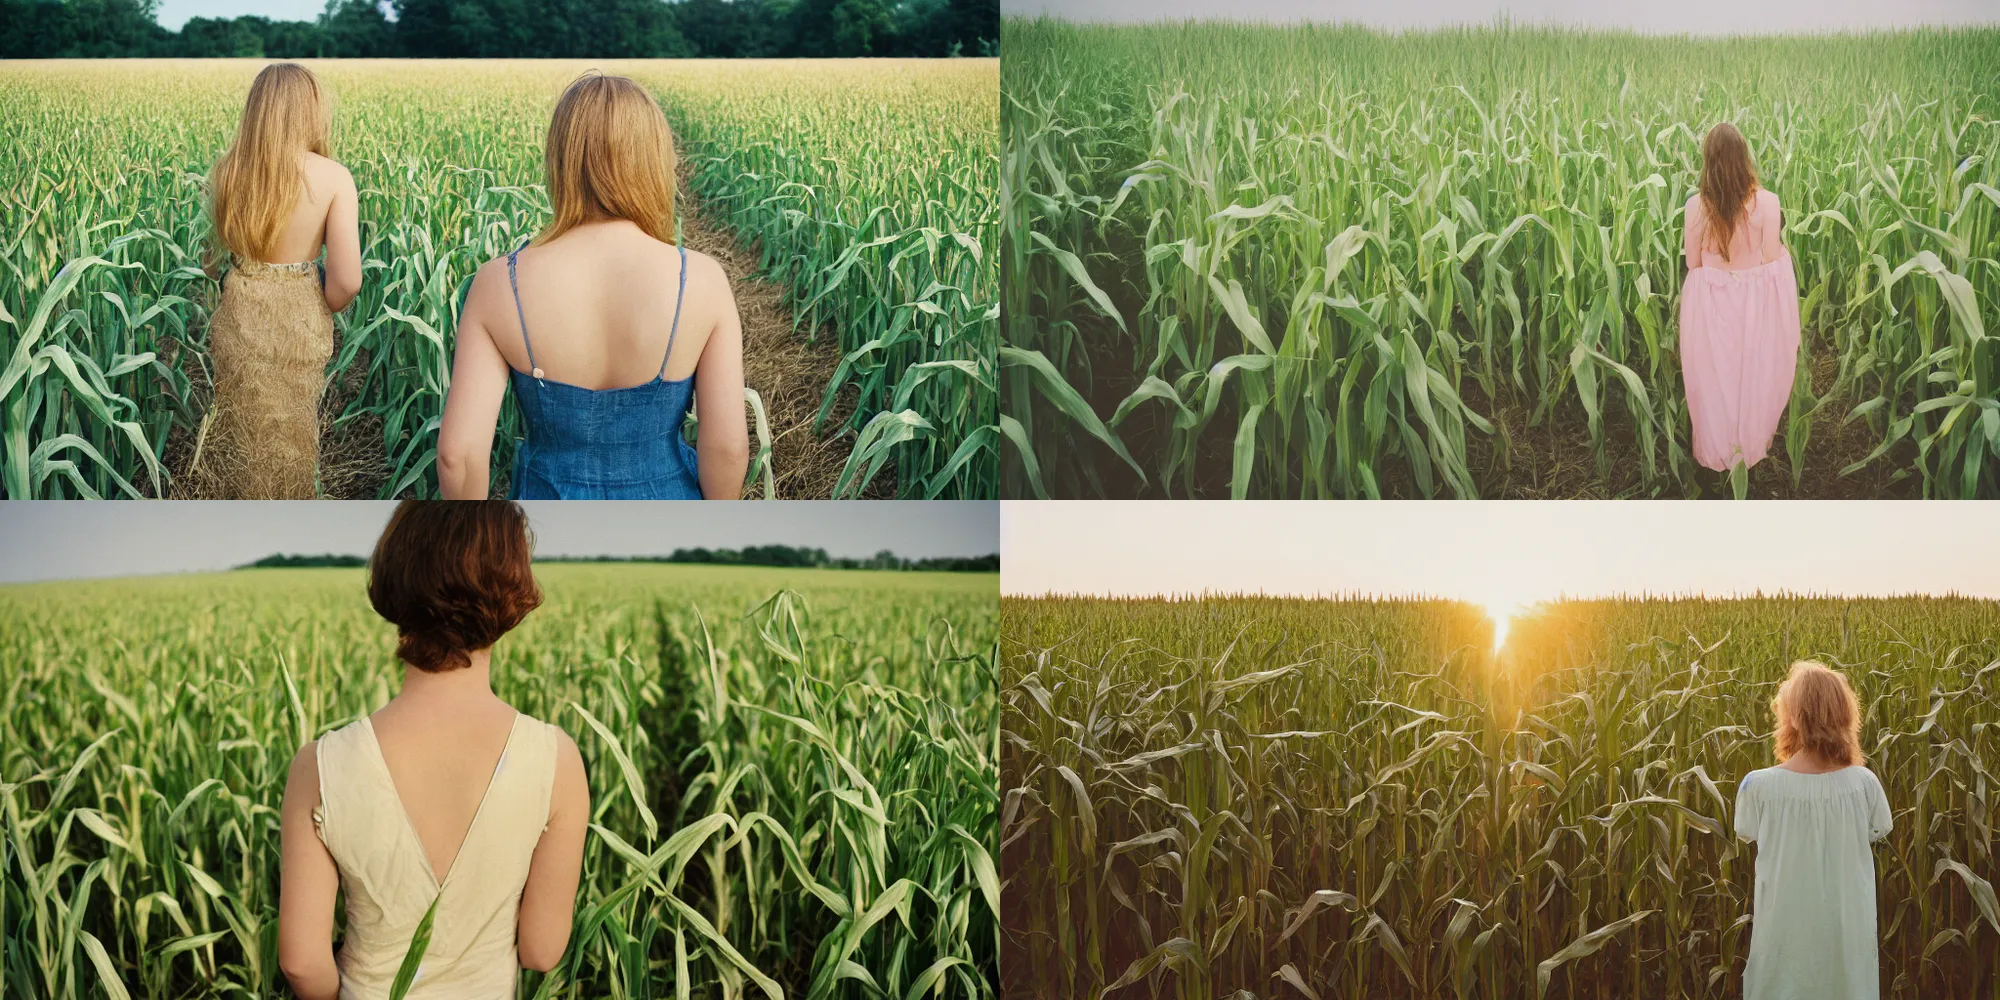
xmin=205 ymin=62 xmax=362 ymax=498
xmin=438 ymin=73 xmax=748 ymax=499
xmin=1680 ymin=123 xmax=1802 ymax=478
xmin=278 ymin=501 xmax=589 ymax=999
xmin=1734 ymin=661 xmax=1892 ymax=1000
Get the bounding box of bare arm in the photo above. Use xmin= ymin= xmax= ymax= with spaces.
xmin=278 ymin=743 xmax=342 ymax=1000
xmin=693 ymin=259 xmax=749 ymax=500
xmin=322 ymin=166 xmax=362 ymax=314
xmin=437 ymin=264 xmax=509 ymax=499
xmin=517 ymin=730 xmax=589 ymax=972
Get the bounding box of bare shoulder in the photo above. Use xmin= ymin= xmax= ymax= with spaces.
xmin=548 ymin=724 xmax=587 ymax=802
xmin=1759 ymin=187 xmax=1783 ymax=213
xmin=303 ymin=152 xmax=355 ymax=193
xmin=679 ymin=246 xmax=732 ymax=297
xmin=1684 ymin=192 xmax=1704 ymax=217
xmin=285 ymin=739 xmax=320 ymax=794
xmin=463 ymin=253 xmax=518 ymax=312
xmin=553 ymin=725 xmax=582 ymax=766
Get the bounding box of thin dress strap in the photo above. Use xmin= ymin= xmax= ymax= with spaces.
xmin=658 ymin=245 xmax=688 ymax=382
xmin=507 ymin=244 xmax=543 ymax=383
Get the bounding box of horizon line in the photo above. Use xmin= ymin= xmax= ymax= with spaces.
xmin=1002 ymin=587 xmax=1997 ymax=602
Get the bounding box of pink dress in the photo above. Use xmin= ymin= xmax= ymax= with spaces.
xmin=1679 ymin=187 xmax=1801 ymax=471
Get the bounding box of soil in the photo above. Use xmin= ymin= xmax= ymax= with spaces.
xmin=165 ymin=175 xmax=884 ymax=499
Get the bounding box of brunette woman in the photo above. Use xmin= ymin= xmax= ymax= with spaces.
xmin=1680 ymin=122 xmax=1802 ymax=479
xmin=277 ymin=501 xmax=589 ymax=999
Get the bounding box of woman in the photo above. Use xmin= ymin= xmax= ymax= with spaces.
xmin=1680 ymin=122 xmax=1802 ymax=479
xmin=1734 ymin=661 xmax=1892 ymax=1000
xmin=205 ymin=62 xmax=362 ymax=499
xmin=278 ymin=501 xmax=589 ymax=999
xmin=438 ymin=73 xmax=749 ymax=499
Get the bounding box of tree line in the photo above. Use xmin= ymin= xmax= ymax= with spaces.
xmin=238 ymin=547 xmax=1000 ymax=571
xmin=0 ymin=0 xmax=998 ymax=58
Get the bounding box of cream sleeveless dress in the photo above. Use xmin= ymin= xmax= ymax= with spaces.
xmin=1733 ymin=765 xmax=1893 ymax=1000
xmin=314 ymin=712 xmax=559 ymax=999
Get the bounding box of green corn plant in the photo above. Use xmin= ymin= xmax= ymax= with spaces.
xmin=0 ymin=59 xmax=998 ymax=499
xmin=1002 ymin=593 xmax=2000 ymax=999
xmin=1001 ymin=21 xmax=2000 ymax=499
xmin=0 ymin=563 xmax=999 ymax=998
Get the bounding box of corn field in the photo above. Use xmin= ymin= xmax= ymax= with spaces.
xmin=1001 ymin=594 xmax=2000 ymax=999
xmin=0 ymin=58 xmax=998 ymax=500
xmin=0 ymin=563 xmax=999 ymax=998
xmin=1002 ymin=23 xmax=2000 ymax=499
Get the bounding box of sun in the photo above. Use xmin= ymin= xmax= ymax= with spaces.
xmin=1484 ymin=599 xmax=1524 ymax=652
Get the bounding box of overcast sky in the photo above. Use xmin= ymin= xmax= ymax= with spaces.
xmin=0 ymin=502 xmax=996 ymax=584
xmin=1002 ymin=502 xmax=2000 ymax=603
xmin=1003 ymin=0 xmax=1999 ymax=33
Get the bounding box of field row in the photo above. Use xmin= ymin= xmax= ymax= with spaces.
xmin=1001 ymin=595 xmax=2000 ymax=999
xmin=0 ymin=565 xmax=1000 ymax=998
xmin=1002 ymin=24 xmax=2000 ymax=498
xmin=0 ymin=58 xmax=998 ymax=499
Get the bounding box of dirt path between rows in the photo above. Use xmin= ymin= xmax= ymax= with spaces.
xmin=169 ymin=175 xmax=881 ymax=499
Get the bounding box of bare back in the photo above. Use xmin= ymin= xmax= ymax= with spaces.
xmin=471 ymin=221 xmax=727 ymax=389
xmin=437 ymin=217 xmax=750 ymax=499
xmin=264 ymin=152 xmax=351 ymax=266
xmin=366 ymin=695 xmax=524 ymax=881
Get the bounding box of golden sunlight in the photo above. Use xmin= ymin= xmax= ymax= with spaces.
xmin=1484 ymin=599 xmax=1524 ymax=652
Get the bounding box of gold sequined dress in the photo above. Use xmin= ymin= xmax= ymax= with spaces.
xmin=206 ymin=257 xmax=333 ymax=498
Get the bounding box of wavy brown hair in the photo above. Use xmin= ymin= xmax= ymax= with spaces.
xmin=367 ymin=500 xmax=542 ymax=672
xmin=1771 ymin=660 xmax=1864 ymax=767
xmin=208 ymin=63 xmax=331 ymax=263
xmin=535 ymin=72 xmax=677 ymax=247
xmin=1698 ymin=122 xmax=1759 ymax=263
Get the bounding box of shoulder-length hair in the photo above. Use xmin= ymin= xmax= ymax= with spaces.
xmin=367 ymin=500 xmax=542 ymax=672
xmin=208 ymin=62 xmax=331 ymax=263
xmin=535 ymin=72 xmax=677 ymax=246
xmin=1771 ymin=660 xmax=1864 ymax=767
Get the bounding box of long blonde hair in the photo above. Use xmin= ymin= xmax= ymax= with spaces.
xmin=208 ymin=63 xmax=331 ymax=263
xmin=1698 ymin=122 xmax=1758 ymax=263
xmin=536 ymin=73 xmax=677 ymax=246
xmin=1772 ymin=660 xmax=1864 ymax=767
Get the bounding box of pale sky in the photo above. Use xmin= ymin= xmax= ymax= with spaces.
xmin=1001 ymin=502 xmax=2000 ymax=603
xmin=1003 ymin=0 xmax=2000 ymax=33
xmin=0 ymin=502 xmax=997 ymax=584
xmin=155 ymin=0 xmax=376 ymax=31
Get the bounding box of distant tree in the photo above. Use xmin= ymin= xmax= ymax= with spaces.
xmin=829 ymin=0 xmax=892 ymax=55
xmin=180 ymin=16 xmax=264 ymax=56
xmin=0 ymin=0 xmax=996 ymax=58
xmin=319 ymin=0 xmax=393 ymax=56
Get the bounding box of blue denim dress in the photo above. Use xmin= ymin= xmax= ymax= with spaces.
xmin=503 ymin=244 xmax=702 ymax=499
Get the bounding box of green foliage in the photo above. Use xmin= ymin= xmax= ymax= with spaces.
xmin=0 ymin=563 xmax=999 ymax=998
xmin=1002 ymin=21 xmax=2000 ymax=498
xmin=0 ymin=60 xmax=997 ymax=498
xmin=0 ymin=0 xmax=998 ymax=59
xmin=1002 ymin=594 xmax=2000 ymax=998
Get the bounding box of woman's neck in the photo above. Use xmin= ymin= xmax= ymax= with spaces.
xmin=1780 ymin=750 xmax=1844 ymax=774
xmin=394 ymin=647 xmax=499 ymax=706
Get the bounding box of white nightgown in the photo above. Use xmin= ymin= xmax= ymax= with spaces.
xmin=1733 ymin=765 xmax=1893 ymax=1000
